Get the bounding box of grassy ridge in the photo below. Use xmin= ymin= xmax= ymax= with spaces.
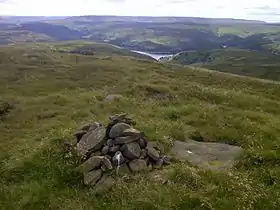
xmin=163 ymin=49 xmax=280 ymax=81
xmin=1 ymin=42 xmax=280 ymax=209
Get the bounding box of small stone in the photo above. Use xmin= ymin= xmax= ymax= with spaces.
xmin=109 ymin=123 xmax=131 ymax=138
xmin=102 ymin=156 xmax=113 ymax=170
xmin=101 ymin=146 xmax=109 ymax=155
xmin=146 ymin=147 xmax=160 ymax=161
xmin=116 ymin=163 xmax=130 ymax=176
xmin=129 ymin=159 xmax=147 ymax=172
xmin=84 ymin=169 xmax=102 ymax=185
xmin=107 ymin=139 xmax=114 ymax=147
xmin=104 ymin=94 xmax=123 ymax=102
xmin=93 ymin=174 xmax=115 ymax=195
xmin=115 ymin=134 xmax=144 ymax=144
xmin=109 ymin=113 xmax=128 ymax=122
xmin=153 ymin=158 xmax=164 ymax=169
xmin=138 ymin=138 xmax=147 ymax=149
xmin=122 ymin=142 xmax=141 ymax=160
xmin=109 ymin=145 xmax=120 ymax=153
xmin=147 ymin=141 xmax=164 ymax=153
xmin=112 ymin=151 xmax=125 ymax=166
xmin=122 ymin=128 xmax=141 ymax=136
xmin=77 ymin=156 xmax=103 ymax=173
xmin=140 ymin=149 xmax=147 ymax=159
xmin=76 ymin=126 xmax=106 ymax=156
xmin=162 ymin=155 xmax=171 ymax=165
xmin=74 ymin=130 xmax=87 ymax=142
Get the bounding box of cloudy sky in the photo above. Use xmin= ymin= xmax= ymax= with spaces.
xmin=1 ymin=0 xmax=280 ymax=22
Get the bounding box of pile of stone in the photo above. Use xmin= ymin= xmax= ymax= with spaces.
xmin=71 ymin=113 xmax=171 ymax=192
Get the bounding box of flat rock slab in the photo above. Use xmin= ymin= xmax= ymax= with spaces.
xmin=171 ymin=140 xmax=244 ymax=171
xmin=77 ymin=126 xmax=106 ymax=156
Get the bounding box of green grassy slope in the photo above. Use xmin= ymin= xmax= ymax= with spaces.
xmin=163 ymin=49 xmax=280 ymax=81
xmin=1 ymin=42 xmax=280 ymax=209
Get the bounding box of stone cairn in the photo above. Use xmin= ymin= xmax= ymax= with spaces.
xmin=70 ymin=113 xmax=171 ymax=194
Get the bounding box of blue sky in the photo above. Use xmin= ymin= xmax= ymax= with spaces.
xmin=1 ymin=0 xmax=280 ymax=22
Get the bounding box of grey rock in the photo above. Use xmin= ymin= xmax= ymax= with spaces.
xmin=147 ymin=141 xmax=164 ymax=153
xmin=101 ymin=146 xmax=109 ymax=155
xmin=146 ymin=147 xmax=160 ymax=161
xmin=93 ymin=174 xmax=114 ymax=195
xmin=162 ymin=155 xmax=171 ymax=165
xmin=123 ymin=142 xmax=141 ymax=160
xmin=77 ymin=156 xmax=103 ymax=173
xmin=171 ymin=140 xmax=244 ymax=171
xmin=107 ymin=139 xmax=114 ymax=147
xmin=104 ymin=94 xmax=123 ymax=102
xmin=84 ymin=169 xmax=102 ymax=185
xmin=112 ymin=151 xmax=125 ymax=166
xmin=129 ymin=159 xmax=147 ymax=172
xmin=105 ymin=155 xmax=112 ymax=161
xmin=102 ymin=156 xmax=113 ymax=170
xmin=76 ymin=126 xmax=106 ymax=156
xmin=74 ymin=130 xmax=87 ymax=142
xmin=109 ymin=123 xmax=131 ymax=138
xmin=80 ymin=124 xmax=92 ymax=131
xmin=91 ymin=151 xmax=101 ymax=157
xmin=115 ymin=134 xmax=144 ymax=144
xmin=153 ymin=158 xmax=164 ymax=169
xmin=116 ymin=163 xmax=130 ymax=176
xmin=122 ymin=128 xmax=141 ymax=136
xmin=140 ymin=149 xmax=147 ymax=159
xmin=88 ymin=122 xmax=102 ymax=132
xmin=109 ymin=145 xmax=120 ymax=153
xmin=138 ymin=138 xmax=147 ymax=149
xmin=109 ymin=113 xmax=128 ymax=122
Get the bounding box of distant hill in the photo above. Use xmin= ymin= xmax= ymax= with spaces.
xmin=161 ymin=49 xmax=280 ymax=81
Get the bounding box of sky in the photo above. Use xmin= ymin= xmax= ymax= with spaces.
xmin=1 ymin=0 xmax=280 ymax=22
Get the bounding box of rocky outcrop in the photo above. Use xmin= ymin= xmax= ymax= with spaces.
xmin=70 ymin=113 xmax=171 ymax=193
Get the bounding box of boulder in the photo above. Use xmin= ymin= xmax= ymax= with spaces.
xmin=76 ymin=126 xmax=106 ymax=156
xmin=162 ymin=155 xmax=171 ymax=165
xmin=101 ymin=146 xmax=109 ymax=155
xmin=88 ymin=122 xmax=102 ymax=132
xmin=77 ymin=156 xmax=103 ymax=173
xmin=102 ymin=156 xmax=113 ymax=170
xmin=146 ymin=147 xmax=160 ymax=161
xmin=84 ymin=169 xmax=102 ymax=185
xmin=122 ymin=142 xmax=141 ymax=160
xmin=140 ymin=149 xmax=147 ymax=159
xmin=109 ymin=123 xmax=131 ymax=138
xmin=109 ymin=145 xmax=120 ymax=153
xmin=115 ymin=134 xmax=144 ymax=144
xmin=171 ymin=140 xmax=244 ymax=171
xmin=106 ymin=139 xmax=114 ymax=147
xmin=147 ymin=141 xmax=164 ymax=153
xmin=93 ymin=174 xmax=115 ymax=195
xmin=153 ymin=158 xmax=164 ymax=169
xmin=74 ymin=130 xmax=87 ymax=142
xmin=129 ymin=159 xmax=147 ymax=172
xmin=116 ymin=163 xmax=130 ymax=176
xmin=138 ymin=138 xmax=147 ymax=149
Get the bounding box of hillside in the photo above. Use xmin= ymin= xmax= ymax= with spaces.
xmin=1 ymin=42 xmax=280 ymax=209
xmin=0 ymin=15 xmax=279 ymax=53
xmin=162 ymin=49 xmax=280 ymax=81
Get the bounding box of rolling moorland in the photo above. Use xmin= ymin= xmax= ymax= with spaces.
xmin=1 ymin=41 xmax=280 ymax=209
xmin=161 ymin=48 xmax=280 ymax=81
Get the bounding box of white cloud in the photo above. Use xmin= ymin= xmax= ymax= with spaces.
xmin=1 ymin=0 xmax=280 ymax=22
